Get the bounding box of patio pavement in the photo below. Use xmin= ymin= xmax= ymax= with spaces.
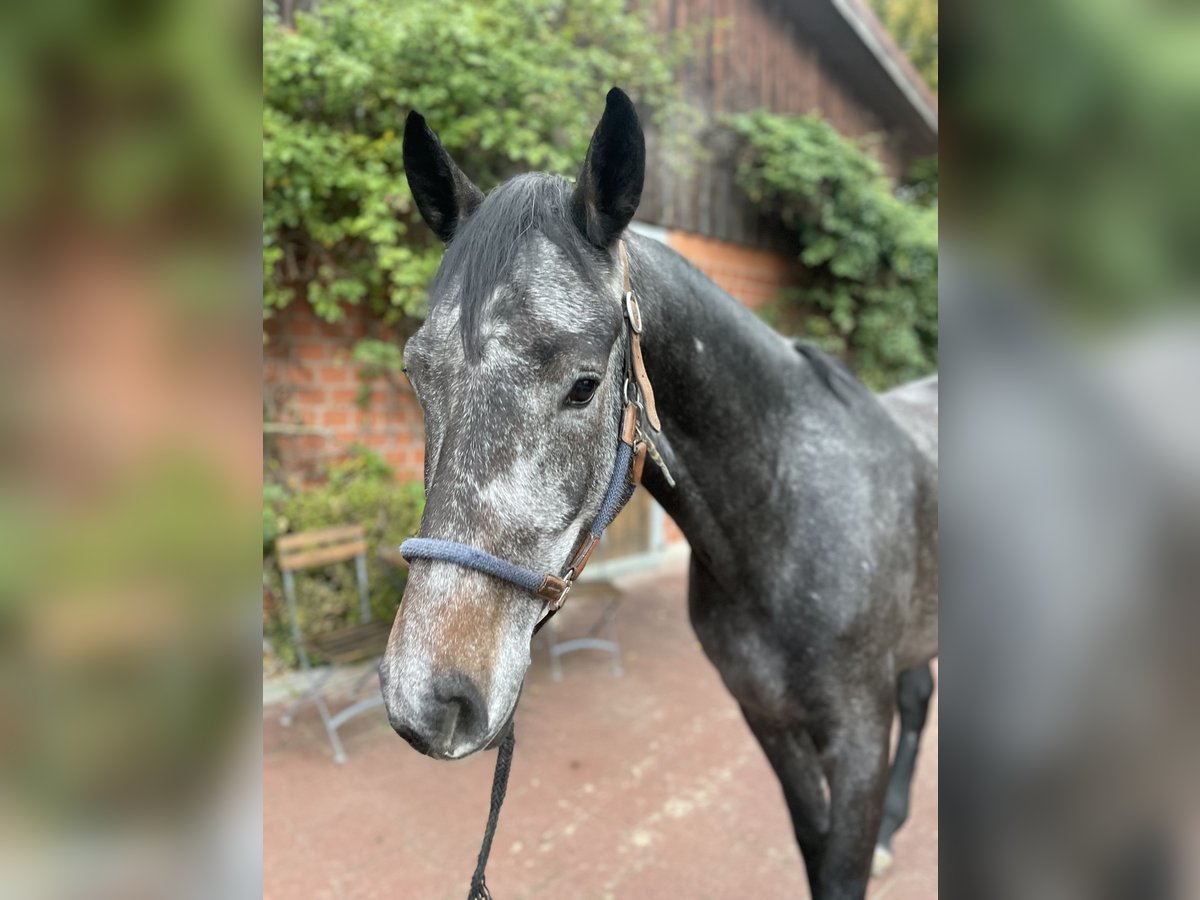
xmin=264 ymin=560 xmax=937 ymax=899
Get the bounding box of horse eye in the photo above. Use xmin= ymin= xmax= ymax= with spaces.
xmin=566 ymin=377 xmax=599 ymax=407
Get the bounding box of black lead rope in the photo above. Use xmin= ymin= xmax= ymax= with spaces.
xmin=467 ymin=724 xmax=516 ymax=900
xmin=467 ymin=615 xmax=560 ymax=899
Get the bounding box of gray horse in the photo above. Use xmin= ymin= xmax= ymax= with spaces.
xmin=380 ymin=88 xmax=938 ymax=900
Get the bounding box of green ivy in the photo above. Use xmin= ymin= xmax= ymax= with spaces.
xmin=263 ymin=447 xmax=425 ymax=669
xmin=350 ymin=338 xmax=406 ymax=408
xmin=728 ymin=111 xmax=938 ymax=389
xmin=264 ymin=0 xmax=693 ymax=336
xmin=902 ymin=155 xmax=939 ymax=208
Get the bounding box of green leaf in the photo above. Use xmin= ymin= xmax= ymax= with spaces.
xmin=264 ymin=0 xmax=690 ymax=336
xmin=730 ymin=109 xmax=937 ymax=388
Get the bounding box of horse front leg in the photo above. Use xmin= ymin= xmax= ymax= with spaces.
xmin=816 ymin=690 xmax=894 ymax=899
xmin=740 ymin=708 xmax=832 ymax=897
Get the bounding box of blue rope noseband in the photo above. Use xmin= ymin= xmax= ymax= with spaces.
xmin=399 ymin=439 xmax=636 ymax=608
xmin=398 ymin=240 xmax=665 ymax=625
xmin=397 ymin=538 xmax=549 ymax=596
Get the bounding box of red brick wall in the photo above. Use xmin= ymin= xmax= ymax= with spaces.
xmin=264 ymin=231 xmax=796 ymax=503
xmin=666 ymin=229 xmax=799 ymax=310
xmin=263 ymin=301 xmax=425 ymax=485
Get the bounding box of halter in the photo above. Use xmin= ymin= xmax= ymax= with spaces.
xmin=398 ymin=239 xmax=671 ymax=632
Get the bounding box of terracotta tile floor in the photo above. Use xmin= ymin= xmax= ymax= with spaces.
xmin=264 ymin=565 xmax=937 ymax=899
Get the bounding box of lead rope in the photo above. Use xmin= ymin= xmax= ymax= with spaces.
xmin=467 ymin=603 xmax=561 ymax=900
xmin=466 ymin=607 xmax=559 ymax=899
xmin=467 ymin=725 xmax=516 ymax=900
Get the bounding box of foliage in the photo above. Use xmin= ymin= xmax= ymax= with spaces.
xmin=262 ymin=482 xmax=288 ymax=550
xmin=263 ymin=0 xmax=692 ymax=338
xmin=263 ymin=447 xmax=424 ymax=669
xmin=868 ymin=0 xmax=938 ymax=93
xmin=948 ymin=0 xmax=1199 ymax=322
xmin=901 ymin=154 xmax=938 ymax=207
xmin=729 ymin=111 xmax=938 ymax=389
xmin=351 ymin=338 xmax=407 ymax=409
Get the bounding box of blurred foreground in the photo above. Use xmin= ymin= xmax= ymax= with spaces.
xmin=0 ymin=1 xmax=261 ymax=897
xmin=940 ymin=0 xmax=1200 ymax=895
xmin=940 ymin=263 xmax=1199 ymax=899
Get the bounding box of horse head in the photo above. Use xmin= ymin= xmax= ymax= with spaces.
xmin=380 ymin=89 xmax=645 ymax=759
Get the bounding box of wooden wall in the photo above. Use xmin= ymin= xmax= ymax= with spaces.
xmin=636 ymin=0 xmax=911 ymax=249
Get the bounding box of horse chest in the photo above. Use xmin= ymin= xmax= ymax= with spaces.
xmin=690 ymin=609 xmax=799 ymax=719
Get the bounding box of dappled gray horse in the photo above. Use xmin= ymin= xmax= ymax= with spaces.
xmin=380 ymin=88 xmax=938 ymax=899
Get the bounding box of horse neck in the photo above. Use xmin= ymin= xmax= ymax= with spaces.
xmin=626 ymin=233 xmax=832 ymax=579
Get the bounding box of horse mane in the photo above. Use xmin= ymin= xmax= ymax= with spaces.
xmin=791 ymin=340 xmax=868 ymax=406
xmin=429 ymin=173 xmax=607 ymax=362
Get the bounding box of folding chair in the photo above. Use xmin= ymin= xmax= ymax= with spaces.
xmin=545 ymin=579 xmax=624 ymax=681
xmin=276 ymin=524 xmax=389 ymax=763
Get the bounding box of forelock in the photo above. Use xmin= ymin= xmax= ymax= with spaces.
xmin=428 ymin=173 xmax=609 ymax=362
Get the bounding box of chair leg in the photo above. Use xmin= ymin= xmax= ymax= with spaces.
xmin=607 ymin=602 xmax=623 ymax=677
xmin=280 ymin=667 xmax=333 ymax=727
xmin=314 ymin=693 xmax=348 ymax=764
xmin=351 ymin=662 xmax=379 ymax=697
xmin=549 ymin=618 xmax=564 ymax=683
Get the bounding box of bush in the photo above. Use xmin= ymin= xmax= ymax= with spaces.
xmin=263 ymin=448 xmax=424 ymax=669
xmin=728 ymin=111 xmax=938 ymax=389
xmin=263 ymin=0 xmax=692 ymax=335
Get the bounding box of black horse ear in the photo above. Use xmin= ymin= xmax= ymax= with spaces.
xmin=570 ymin=88 xmax=645 ymax=249
xmin=403 ymin=111 xmax=484 ymax=243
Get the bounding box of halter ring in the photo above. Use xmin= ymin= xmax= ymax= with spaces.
xmin=623 ymin=377 xmax=642 ymax=408
xmin=624 ymin=290 xmax=642 ymax=334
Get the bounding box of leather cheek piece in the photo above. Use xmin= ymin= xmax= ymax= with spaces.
xmin=632 ymin=442 xmax=648 ymax=486
xmin=570 ymin=537 xmax=600 ymax=581
xmin=628 ymin=330 xmax=662 ymax=432
xmin=621 ymin=403 xmax=638 ymax=445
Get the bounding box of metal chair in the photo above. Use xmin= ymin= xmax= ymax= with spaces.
xmin=545 ymin=579 xmax=624 ymax=681
xmin=276 ymin=524 xmax=389 ymax=763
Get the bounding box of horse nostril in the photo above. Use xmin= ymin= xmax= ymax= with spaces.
xmin=431 ymin=671 xmax=487 ymax=753
xmin=388 ymin=715 xmax=430 ymax=755
xmin=436 ymin=696 xmax=465 ymax=749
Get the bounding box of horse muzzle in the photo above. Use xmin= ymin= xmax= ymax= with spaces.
xmin=379 ymin=664 xmax=491 ymax=760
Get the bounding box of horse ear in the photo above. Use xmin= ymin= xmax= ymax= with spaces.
xmin=403 ymin=111 xmax=484 ymax=243
xmin=570 ymin=88 xmax=645 ymax=249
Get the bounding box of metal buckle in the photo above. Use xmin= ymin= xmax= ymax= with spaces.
xmin=624 ymin=290 xmax=642 ymax=334
xmin=623 ymin=377 xmax=642 ymax=409
xmin=548 ymin=578 xmax=572 ymax=612
xmin=566 ymin=534 xmax=599 ymax=580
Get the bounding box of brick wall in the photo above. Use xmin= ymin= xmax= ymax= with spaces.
xmin=264 ymin=229 xmax=797 ymax=529
xmin=666 ymin=229 xmax=800 ymax=310
xmin=263 ymin=301 xmax=425 ymax=485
